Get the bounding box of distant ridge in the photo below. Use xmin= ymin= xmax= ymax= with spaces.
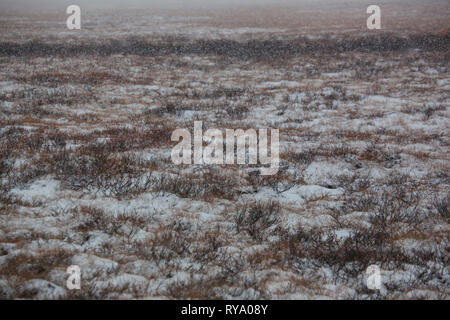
xmin=1 ymin=34 xmax=449 ymax=59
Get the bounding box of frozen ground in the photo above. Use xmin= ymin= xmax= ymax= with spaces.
xmin=0 ymin=1 xmax=449 ymax=299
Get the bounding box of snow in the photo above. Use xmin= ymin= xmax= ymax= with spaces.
xmin=22 ymin=280 xmax=67 ymax=299
xmin=0 ymin=2 xmax=448 ymax=300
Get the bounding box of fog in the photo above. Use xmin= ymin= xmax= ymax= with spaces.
xmin=0 ymin=0 xmax=412 ymax=11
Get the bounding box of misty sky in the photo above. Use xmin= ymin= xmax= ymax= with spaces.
xmin=0 ymin=0 xmax=405 ymax=10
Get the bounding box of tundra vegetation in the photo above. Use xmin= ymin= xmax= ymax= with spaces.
xmin=0 ymin=1 xmax=448 ymax=299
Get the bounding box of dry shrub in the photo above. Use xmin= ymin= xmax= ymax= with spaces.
xmin=154 ymin=168 xmax=238 ymax=200
xmin=235 ymin=200 xmax=281 ymax=242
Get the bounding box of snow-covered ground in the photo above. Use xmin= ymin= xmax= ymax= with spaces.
xmin=0 ymin=2 xmax=449 ymax=299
